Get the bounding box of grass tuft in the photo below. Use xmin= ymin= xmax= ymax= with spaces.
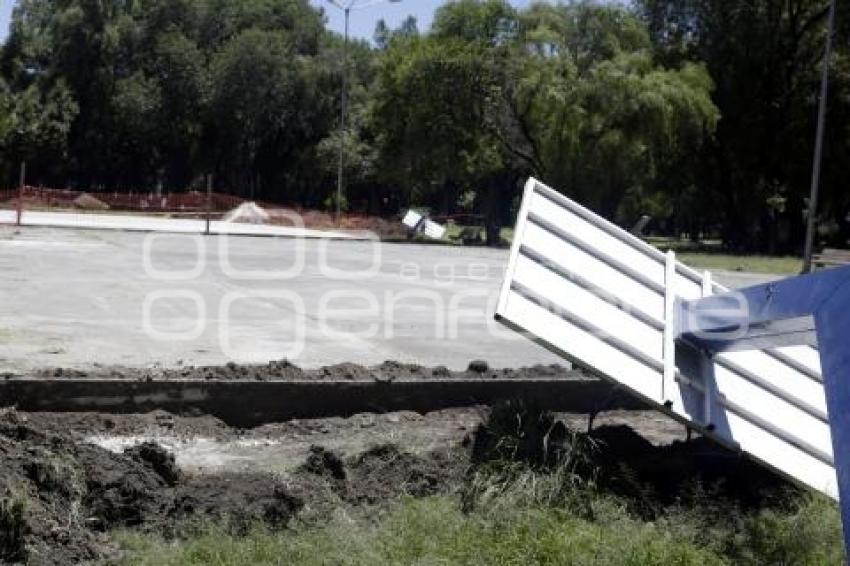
xmin=0 ymin=492 xmax=29 ymax=563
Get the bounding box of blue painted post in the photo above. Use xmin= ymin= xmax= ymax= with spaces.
xmin=677 ymin=265 xmax=850 ymax=556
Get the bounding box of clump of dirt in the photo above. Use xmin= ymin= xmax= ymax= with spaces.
xmin=124 ymin=442 xmax=182 ymax=486
xmin=169 ymin=474 xmax=302 ymax=534
xmin=0 ymin=409 xmax=302 ymax=564
xmin=296 ymin=443 xmax=465 ymax=505
xmin=170 ymin=359 xmax=306 ymax=381
xmin=302 ymin=445 xmax=346 ymax=481
xmin=318 ymin=363 xmax=375 ymax=381
xmin=345 ymin=444 xmax=463 ymax=504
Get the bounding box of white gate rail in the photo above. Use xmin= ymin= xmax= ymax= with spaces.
xmin=496 ymin=178 xmax=835 ymax=498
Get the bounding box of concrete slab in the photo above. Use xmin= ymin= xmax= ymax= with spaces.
xmin=0 ymin=226 xmax=557 ymax=371
xmin=0 ymin=209 xmax=360 ymax=239
xmin=0 ymin=225 xmax=776 ymax=373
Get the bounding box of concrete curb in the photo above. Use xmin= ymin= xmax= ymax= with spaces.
xmin=0 ymin=378 xmax=646 ymax=427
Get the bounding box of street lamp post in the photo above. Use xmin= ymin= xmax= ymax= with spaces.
xmin=325 ymin=0 xmax=401 ymax=223
xmin=802 ymin=0 xmax=837 ymax=273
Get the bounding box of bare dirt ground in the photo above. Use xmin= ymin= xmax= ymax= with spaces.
xmin=0 ymin=407 xmax=466 ymax=564
xmin=29 ymin=359 xmax=569 ymax=382
xmin=0 ymin=360 xmax=796 ymax=564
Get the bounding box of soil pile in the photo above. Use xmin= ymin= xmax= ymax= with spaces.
xmin=222 ymin=202 xmax=270 ymax=224
xmin=33 ymin=360 xmax=575 ymax=383
xmin=0 ymin=409 xmax=302 ymax=564
xmin=470 ymin=402 xmax=796 ymax=512
xmin=295 ymin=444 xmax=466 ymax=506
xmin=72 ymin=193 xmax=109 ymax=211
xmin=588 ymin=425 xmax=792 ymax=509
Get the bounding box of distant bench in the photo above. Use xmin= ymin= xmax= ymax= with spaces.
xmin=814 ymin=248 xmax=850 ymax=269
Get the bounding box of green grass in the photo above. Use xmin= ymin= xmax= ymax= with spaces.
xmin=644 ymin=237 xmax=803 ymax=274
xmin=113 ymin=497 xmax=724 ymax=566
xmin=675 ymin=253 xmax=802 ymax=275
xmin=111 ymin=491 xmax=842 ymax=566
xmin=498 ymin=231 xmax=800 ymax=273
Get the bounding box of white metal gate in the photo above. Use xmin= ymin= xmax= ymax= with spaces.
xmin=496 ymin=178 xmax=835 ymax=498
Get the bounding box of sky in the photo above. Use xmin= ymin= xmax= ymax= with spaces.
xmin=0 ymin=1 xmax=545 ymax=44
xmin=0 ymin=1 xmax=12 ymax=42
xmin=311 ymin=0 xmax=540 ymax=42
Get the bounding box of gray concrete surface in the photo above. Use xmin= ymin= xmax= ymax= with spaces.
xmin=0 ymin=226 xmax=776 ymax=373
xmin=0 ymin=209 xmax=361 ymax=239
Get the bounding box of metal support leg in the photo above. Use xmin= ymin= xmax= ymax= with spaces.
xmin=662 ymin=250 xmax=677 ymax=404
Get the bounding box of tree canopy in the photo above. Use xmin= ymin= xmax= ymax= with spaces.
xmin=0 ymin=0 xmax=847 ymax=251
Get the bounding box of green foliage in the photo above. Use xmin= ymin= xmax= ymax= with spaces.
xmin=4 ymin=79 xmax=79 ymax=165
xmin=675 ymin=252 xmax=804 ymax=275
xmin=638 ymin=0 xmax=850 ymax=252
xmin=727 ymin=494 xmax=844 ymax=565
xmin=113 ymin=497 xmax=720 ymax=565
xmin=495 ymin=3 xmax=719 ymax=220
xmin=371 ymin=33 xmax=502 ymax=207
xmin=432 ymin=0 xmax=518 ymax=44
xmin=0 ymin=492 xmax=28 ymax=563
xmin=0 ymin=79 xmax=13 ymax=144
xmin=112 ymin=489 xmax=842 ymax=565
xmin=209 ymin=28 xmax=297 ymax=188
xmin=0 ymin=0 xmax=331 ymax=193
xmin=1 ymin=0 xmax=848 ymax=253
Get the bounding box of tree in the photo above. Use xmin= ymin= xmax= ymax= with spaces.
xmin=374 ymin=19 xmax=390 ymax=50
xmin=638 ymin=0 xmax=850 ymax=251
xmin=392 ymin=0 xmax=524 ymax=244
xmin=371 ymin=33 xmax=505 ymax=237
xmin=208 ymin=29 xmax=299 ymax=196
xmin=483 ymin=3 xmax=718 ymax=225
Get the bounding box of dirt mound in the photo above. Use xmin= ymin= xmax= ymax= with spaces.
xmin=0 ymin=409 xmax=301 ymax=564
xmin=124 ymin=442 xmax=182 ymax=486
xmin=0 ymin=409 xmax=163 ymax=563
xmin=22 ymin=410 xmax=232 ymax=442
xmin=72 ymin=193 xmax=109 ymax=210
xmin=32 ymin=360 xmax=575 ymax=383
xmin=169 ymin=474 xmax=301 ymax=533
xmin=302 ymin=445 xmax=347 ymax=481
xmin=345 ymin=444 xmax=463 ymax=504
xmin=130 ymin=359 xmax=306 ymax=382
xmin=598 ymin=432 xmax=792 ymax=509
xmin=222 ymin=202 xmax=270 ymax=224
xmin=297 ymin=444 xmax=465 ymax=505
xmin=577 ymin=424 xmax=792 ymax=508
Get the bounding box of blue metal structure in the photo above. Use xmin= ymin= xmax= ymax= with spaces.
xmin=678 ymin=264 xmax=850 ymax=555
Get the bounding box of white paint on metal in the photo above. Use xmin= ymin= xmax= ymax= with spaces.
xmin=663 ymin=250 xmax=677 ymax=404
xmin=422 ymin=219 xmax=446 ymax=240
xmin=402 ymin=210 xmax=423 ymax=230
xmin=401 ymin=209 xmax=446 ymax=240
xmin=496 ymin=178 xmax=837 ymax=499
xmin=701 ymin=271 xmax=714 ymax=425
